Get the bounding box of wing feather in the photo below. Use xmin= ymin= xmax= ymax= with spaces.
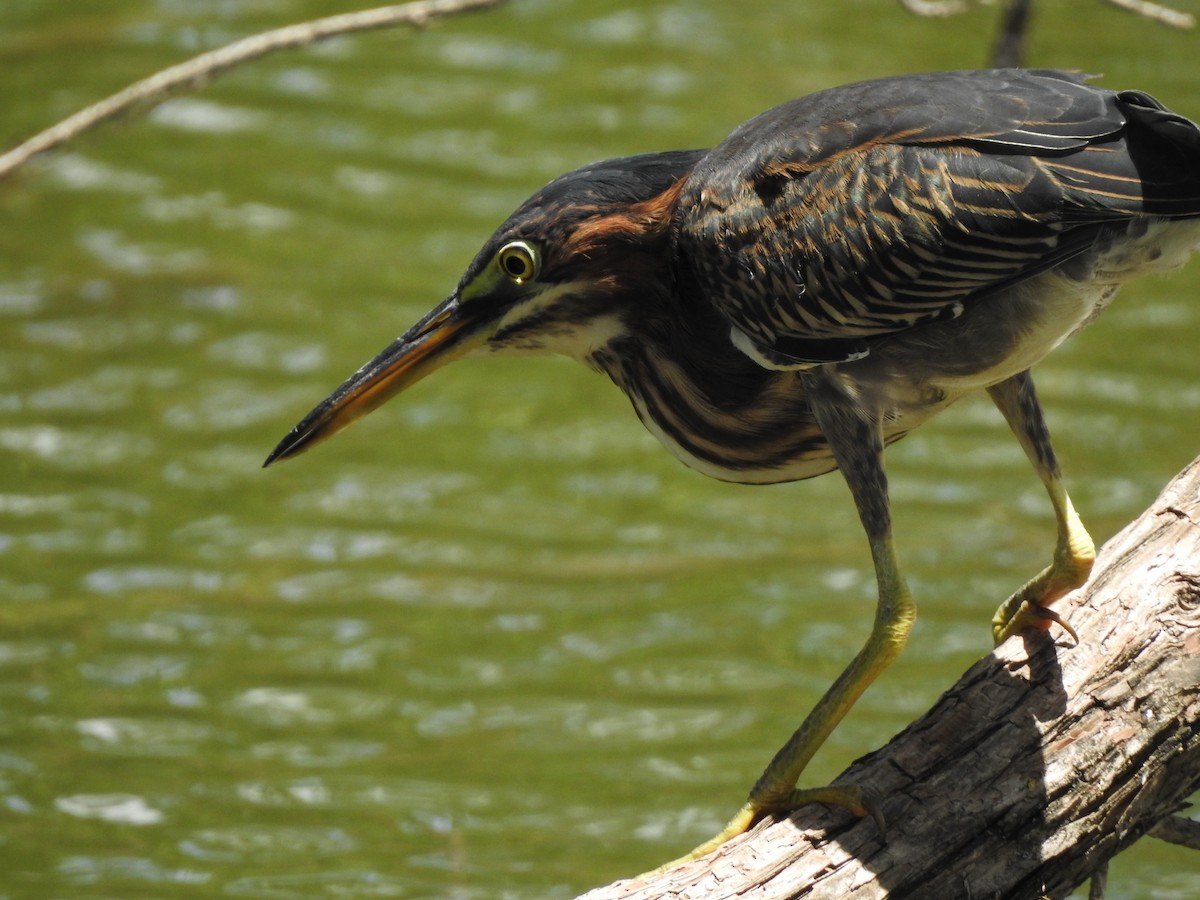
xmin=674 ymin=69 xmax=1200 ymax=368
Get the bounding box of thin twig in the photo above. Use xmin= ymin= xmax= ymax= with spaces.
xmin=1106 ymin=0 xmax=1195 ymax=27
xmin=0 ymin=0 xmax=507 ymax=181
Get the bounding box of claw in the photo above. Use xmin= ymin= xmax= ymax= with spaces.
xmin=1029 ymin=602 xmax=1080 ymax=645
xmin=995 ymin=598 xmax=1080 ymax=645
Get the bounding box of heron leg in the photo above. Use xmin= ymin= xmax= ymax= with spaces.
xmin=987 ymin=372 xmax=1094 ymax=645
xmin=671 ymin=380 xmax=914 ymax=865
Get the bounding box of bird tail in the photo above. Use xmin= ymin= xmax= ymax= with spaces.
xmin=1116 ymin=89 xmax=1200 ymax=218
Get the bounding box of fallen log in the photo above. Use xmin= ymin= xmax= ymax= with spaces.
xmin=579 ymin=455 xmax=1200 ymax=900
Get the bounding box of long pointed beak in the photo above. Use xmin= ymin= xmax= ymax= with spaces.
xmin=264 ymin=294 xmax=483 ymax=467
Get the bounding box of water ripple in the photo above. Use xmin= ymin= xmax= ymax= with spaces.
xmin=0 ymin=425 xmax=155 ymax=469
xmin=229 ymin=686 xmax=391 ymax=727
xmin=77 ymin=654 xmax=191 ymax=686
xmin=434 ymin=36 xmax=562 ymax=74
xmin=162 ymin=380 xmax=297 ymax=432
xmin=46 ymin=154 xmax=162 ymax=194
xmin=564 ymin=704 xmax=753 ymax=743
xmin=21 ymin=315 xmax=164 ymax=351
xmin=141 ymin=191 xmax=297 ymax=232
xmin=149 ymin=97 xmax=267 ymax=133
xmin=206 ymin=332 xmax=325 ymax=373
xmin=179 ymin=825 xmax=357 ymax=861
xmin=76 ymin=716 xmax=211 ymax=755
xmin=161 ymin=446 xmax=270 ymax=491
xmin=55 ymin=793 xmax=164 ymax=825
xmin=26 ymin=365 xmax=179 ymax=413
xmin=78 ymin=227 xmax=205 ymax=275
xmin=0 ymin=278 xmax=44 ymax=315
xmin=57 ymin=855 xmax=210 ymax=886
xmin=0 ymin=641 xmax=55 ymax=667
xmin=83 ymin=566 xmax=231 ymax=595
xmin=250 ymin=739 xmax=384 ymax=768
xmin=223 ymin=869 xmax=408 ymax=898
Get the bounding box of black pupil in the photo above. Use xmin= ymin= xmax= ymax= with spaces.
xmin=504 ymin=252 xmax=528 ymax=277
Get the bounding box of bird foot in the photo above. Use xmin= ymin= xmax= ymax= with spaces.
xmin=648 ymin=784 xmax=879 ymax=875
xmin=993 ymin=598 xmax=1079 ymax=646
xmin=991 ymin=518 xmax=1093 ymax=646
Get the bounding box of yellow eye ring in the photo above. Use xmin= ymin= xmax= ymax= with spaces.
xmin=497 ymin=240 xmax=540 ymax=284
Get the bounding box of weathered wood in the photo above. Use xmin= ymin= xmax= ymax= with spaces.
xmin=579 ymin=456 xmax=1200 ymax=900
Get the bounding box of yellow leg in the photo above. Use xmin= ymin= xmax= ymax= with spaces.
xmin=987 ymin=373 xmax=1095 ymax=645
xmin=660 ymin=377 xmax=914 ymax=869
xmin=673 ymin=534 xmax=912 ymax=865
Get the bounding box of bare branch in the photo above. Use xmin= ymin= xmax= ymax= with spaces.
xmin=1106 ymin=0 xmax=1196 ymax=28
xmin=0 ymin=0 xmax=508 ymax=182
xmin=1150 ymin=814 xmax=1200 ymax=850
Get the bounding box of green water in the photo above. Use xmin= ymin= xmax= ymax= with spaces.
xmin=1 ymin=1 xmax=1198 ymax=897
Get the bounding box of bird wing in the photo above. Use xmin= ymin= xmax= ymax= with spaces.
xmin=674 ymin=69 xmax=1154 ymax=367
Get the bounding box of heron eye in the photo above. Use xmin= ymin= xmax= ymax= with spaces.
xmin=497 ymin=241 xmax=539 ymax=283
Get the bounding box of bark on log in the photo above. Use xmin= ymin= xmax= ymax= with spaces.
xmin=578 ymin=455 xmax=1200 ymax=900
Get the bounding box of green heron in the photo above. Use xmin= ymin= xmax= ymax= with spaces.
xmin=265 ymin=69 xmax=1200 ymax=862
